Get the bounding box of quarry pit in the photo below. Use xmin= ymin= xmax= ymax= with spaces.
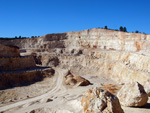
xmin=0 ymin=28 xmax=150 ymax=113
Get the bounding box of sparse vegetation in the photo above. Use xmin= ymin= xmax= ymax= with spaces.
xmin=123 ymin=27 xmax=127 ymax=32
xmin=104 ymin=26 xmax=108 ymax=29
xmin=0 ymin=36 xmax=40 ymax=40
xmin=119 ymin=26 xmax=124 ymax=31
xmin=0 ymin=26 xmax=147 ymax=41
xmin=119 ymin=26 xmax=127 ymax=32
xmin=96 ymin=26 xmax=145 ymax=34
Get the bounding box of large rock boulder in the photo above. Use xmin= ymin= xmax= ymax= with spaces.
xmin=117 ymin=82 xmax=148 ymax=107
xmin=81 ymin=87 xmax=124 ymax=113
xmin=143 ymin=81 xmax=150 ymax=97
xmin=65 ymin=73 xmax=91 ymax=86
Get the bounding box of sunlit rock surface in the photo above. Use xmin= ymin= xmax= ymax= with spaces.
xmin=1 ymin=28 xmax=150 ymax=113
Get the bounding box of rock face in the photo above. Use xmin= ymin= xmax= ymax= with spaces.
xmin=0 ymin=44 xmax=55 ymax=89
xmin=0 ymin=44 xmax=20 ymax=57
xmin=0 ymin=56 xmax=36 ymax=71
xmin=41 ymin=55 xmax=59 ymax=67
xmin=0 ymin=45 xmax=36 ymax=71
xmin=65 ymin=72 xmax=91 ymax=86
xmin=1 ymin=29 xmax=150 ymax=89
xmin=0 ymin=68 xmax=55 ymax=90
xmin=81 ymin=87 xmax=124 ymax=113
xmin=143 ymin=81 xmax=150 ymax=96
xmin=117 ymin=82 xmax=148 ymax=107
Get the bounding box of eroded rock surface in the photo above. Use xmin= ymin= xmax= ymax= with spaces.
xmin=143 ymin=81 xmax=150 ymax=96
xmin=0 ymin=44 xmax=20 ymax=57
xmin=65 ymin=71 xmax=91 ymax=86
xmin=1 ymin=29 xmax=150 ymax=113
xmin=81 ymin=87 xmax=124 ymax=113
xmin=0 ymin=44 xmax=55 ymax=90
xmin=1 ymin=29 xmax=150 ymax=86
xmin=117 ymin=82 xmax=148 ymax=107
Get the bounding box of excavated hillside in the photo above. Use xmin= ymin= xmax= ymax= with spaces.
xmin=1 ymin=28 xmax=150 ymax=113
xmin=0 ymin=44 xmax=55 ymax=90
xmin=1 ymin=28 xmax=150 ymax=85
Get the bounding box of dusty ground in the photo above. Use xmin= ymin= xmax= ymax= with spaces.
xmin=122 ymin=99 xmax=150 ymax=113
xmin=0 ymin=76 xmax=56 ymax=107
xmin=0 ymin=68 xmax=150 ymax=113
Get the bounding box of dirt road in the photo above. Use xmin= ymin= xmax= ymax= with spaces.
xmin=0 ymin=68 xmax=66 ymax=112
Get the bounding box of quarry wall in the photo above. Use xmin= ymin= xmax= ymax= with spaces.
xmin=58 ymin=53 xmax=150 ymax=85
xmin=1 ymin=28 xmax=150 ymax=86
xmin=0 ymin=68 xmax=54 ymax=90
xmin=0 ymin=56 xmax=36 ymax=71
xmin=0 ymin=44 xmax=20 ymax=57
xmin=1 ymin=29 xmax=150 ymax=54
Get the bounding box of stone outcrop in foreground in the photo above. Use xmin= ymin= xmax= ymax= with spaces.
xmin=143 ymin=81 xmax=150 ymax=97
xmin=81 ymin=87 xmax=124 ymax=113
xmin=117 ymin=82 xmax=148 ymax=107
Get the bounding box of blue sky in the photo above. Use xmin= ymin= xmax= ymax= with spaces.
xmin=0 ymin=0 xmax=150 ymax=37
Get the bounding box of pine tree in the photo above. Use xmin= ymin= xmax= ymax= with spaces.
xmin=104 ymin=26 xmax=108 ymax=29
xmin=135 ymin=30 xmax=139 ymax=33
xmin=119 ymin=26 xmax=123 ymax=31
xmin=123 ymin=27 xmax=127 ymax=32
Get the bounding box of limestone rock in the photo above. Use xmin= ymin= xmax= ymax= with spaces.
xmin=0 ymin=68 xmax=55 ymax=90
xmin=81 ymin=87 xmax=124 ymax=113
xmin=41 ymin=56 xmax=59 ymax=67
xmin=143 ymin=81 xmax=150 ymax=96
xmin=117 ymin=82 xmax=148 ymax=107
xmin=0 ymin=44 xmax=20 ymax=57
xmin=65 ymin=72 xmax=91 ymax=86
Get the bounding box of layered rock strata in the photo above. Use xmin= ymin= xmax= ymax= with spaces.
xmin=0 ymin=68 xmax=54 ymax=90
xmin=0 ymin=28 xmax=150 ymax=89
xmin=0 ymin=56 xmax=36 ymax=71
xmin=0 ymin=44 xmax=20 ymax=57
xmin=0 ymin=45 xmax=54 ymax=90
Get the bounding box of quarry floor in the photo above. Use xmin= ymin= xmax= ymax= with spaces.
xmin=0 ymin=68 xmax=150 ymax=113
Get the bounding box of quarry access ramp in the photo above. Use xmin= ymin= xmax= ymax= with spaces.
xmin=0 ymin=68 xmax=66 ymax=112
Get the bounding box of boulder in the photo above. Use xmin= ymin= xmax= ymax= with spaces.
xmin=117 ymin=82 xmax=148 ymax=107
xmin=65 ymin=72 xmax=91 ymax=86
xmin=81 ymin=87 xmax=124 ymax=113
xmin=143 ymin=81 xmax=150 ymax=96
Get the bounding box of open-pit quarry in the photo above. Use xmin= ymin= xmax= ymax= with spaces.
xmin=0 ymin=28 xmax=150 ymax=113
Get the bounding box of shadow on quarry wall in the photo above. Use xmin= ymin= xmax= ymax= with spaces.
xmin=0 ymin=68 xmax=55 ymax=90
xmin=0 ymin=56 xmax=36 ymax=71
xmin=31 ymin=53 xmax=60 ymax=67
xmin=31 ymin=53 xmax=42 ymax=65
